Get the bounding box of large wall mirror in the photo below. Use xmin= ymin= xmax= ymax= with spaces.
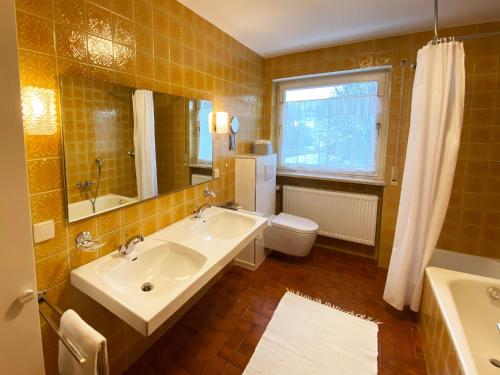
xmin=60 ymin=75 xmax=213 ymax=222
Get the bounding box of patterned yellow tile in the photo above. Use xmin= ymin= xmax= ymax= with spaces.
xmin=16 ymin=0 xmax=53 ymax=18
xmin=158 ymin=209 xmax=172 ymax=228
xmin=57 ymin=57 xmax=89 ymax=78
xmin=154 ymin=57 xmax=169 ymax=82
xmin=136 ymin=51 xmax=154 ymax=78
xmin=88 ymin=66 xmax=114 ymax=82
xmin=140 ymin=199 xmax=157 ymax=219
xmin=153 ymin=9 xmax=168 ymax=35
xmin=113 ymin=43 xmax=135 ymax=73
xmin=16 ymin=11 xmax=54 ymax=53
xmin=68 ymin=217 xmax=97 ymax=247
xmin=172 ymin=189 xmax=185 ymax=206
xmin=113 ymin=15 xmax=134 ymax=46
xmin=136 ymin=76 xmax=155 ymax=90
xmin=18 ymin=50 xmax=58 ymax=89
xmin=134 ymin=0 xmax=153 ymax=28
xmin=112 ymin=0 xmax=133 ymax=19
xmin=152 ymin=0 xmax=169 ymax=12
xmin=158 ymin=194 xmax=172 ymax=211
xmin=87 ymin=35 xmax=113 ymax=67
xmin=140 ymin=216 xmax=158 ymax=236
xmin=55 ymin=24 xmax=87 ymax=62
xmin=24 ymin=133 xmax=62 ymax=160
xmin=34 ymin=221 xmax=68 ymax=261
xmin=27 ymin=158 xmax=63 ymax=194
xmin=35 ymin=252 xmax=69 ymax=290
xmin=120 ymin=204 xmax=140 ymax=226
xmin=96 ymin=210 xmax=120 ymax=235
xmin=135 ymin=24 xmax=153 ymax=53
xmin=172 ymin=204 xmax=185 ymax=223
xmin=54 ymin=0 xmax=85 ymax=30
xmin=98 ymin=230 xmax=121 ymax=256
xmin=153 ymin=33 xmax=169 ymax=59
xmin=114 ymin=71 xmax=136 ymax=86
xmin=86 ymin=3 xmax=112 ymax=40
xmin=121 ymin=222 xmax=141 ymax=241
xmin=70 ymin=246 xmax=98 ymax=269
xmin=30 ymin=190 xmax=65 ymax=223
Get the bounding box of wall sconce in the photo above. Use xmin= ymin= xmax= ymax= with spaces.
xmin=21 ymin=86 xmax=57 ymax=135
xmin=215 ymin=112 xmax=228 ymax=134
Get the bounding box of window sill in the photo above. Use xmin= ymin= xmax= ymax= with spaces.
xmin=276 ymin=170 xmax=386 ymax=187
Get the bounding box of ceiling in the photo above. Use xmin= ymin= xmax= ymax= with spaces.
xmin=178 ymin=0 xmax=500 ymax=57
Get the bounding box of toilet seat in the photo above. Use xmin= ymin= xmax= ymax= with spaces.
xmin=269 ymin=213 xmax=318 ymax=234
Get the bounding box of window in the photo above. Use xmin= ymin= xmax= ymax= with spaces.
xmin=196 ymin=100 xmax=212 ymax=163
xmin=277 ymin=69 xmax=389 ymax=182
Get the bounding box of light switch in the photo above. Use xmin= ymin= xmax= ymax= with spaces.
xmin=33 ymin=220 xmax=55 ymax=243
xmin=213 ymin=168 xmax=220 ymax=179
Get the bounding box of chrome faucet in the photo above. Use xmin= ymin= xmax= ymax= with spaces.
xmin=119 ymin=234 xmax=144 ymax=256
xmin=193 ymin=203 xmax=211 ymax=218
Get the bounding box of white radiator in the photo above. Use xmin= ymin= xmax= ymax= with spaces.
xmin=283 ymin=185 xmax=378 ymax=246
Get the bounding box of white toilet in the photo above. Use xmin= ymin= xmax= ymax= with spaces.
xmin=264 ymin=213 xmax=318 ymax=256
xmin=235 ymin=154 xmax=319 ymax=261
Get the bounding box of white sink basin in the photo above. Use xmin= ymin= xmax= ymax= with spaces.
xmin=71 ymin=207 xmax=268 ymax=335
xmin=99 ymin=243 xmax=207 ymax=298
xmin=190 ymin=210 xmax=257 ymax=239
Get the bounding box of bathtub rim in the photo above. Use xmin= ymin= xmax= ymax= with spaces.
xmin=425 ymin=266 xmax=498 ymax=375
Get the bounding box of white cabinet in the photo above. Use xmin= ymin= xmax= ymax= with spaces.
xmin=234 ymin=154 xmax=276 ymax=270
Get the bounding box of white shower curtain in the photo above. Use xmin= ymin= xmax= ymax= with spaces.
xmin=383 ymin=41 xmax=465 ymax=312
xmin=133 ymin=90 xmax=158 ymax=200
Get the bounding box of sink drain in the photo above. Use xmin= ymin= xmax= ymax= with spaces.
xmin=141 ymin=282 xmax=154 ymax=292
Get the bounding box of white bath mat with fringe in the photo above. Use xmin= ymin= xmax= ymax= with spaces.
xmin=243 ymin=291 xmax=379 ymax=375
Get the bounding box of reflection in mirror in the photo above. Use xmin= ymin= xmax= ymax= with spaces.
xmin=61 ymin=76 xmax=138 ymax=222
xmin=60 ymin=75 xmax=213 ymax=222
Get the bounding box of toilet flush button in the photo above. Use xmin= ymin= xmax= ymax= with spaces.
xmin=33 ymin=220 xmax=55 ymax=243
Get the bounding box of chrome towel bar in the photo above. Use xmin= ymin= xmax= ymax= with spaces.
xmin=37 ymin=290 xmax=86 ymax=364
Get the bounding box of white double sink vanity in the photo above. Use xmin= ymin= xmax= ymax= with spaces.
xmin=71 ymin=207 xmax=267 ymax=336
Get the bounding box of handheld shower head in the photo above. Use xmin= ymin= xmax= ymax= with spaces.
xmin=95 ymin=157 xmax=102 ymax=168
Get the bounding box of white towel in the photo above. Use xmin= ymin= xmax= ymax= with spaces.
xmin=58 ymin=309 xmax=109 ymax=375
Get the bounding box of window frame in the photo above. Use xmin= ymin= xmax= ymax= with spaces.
xmin=275 ymin=67 xmax=391 ymax=184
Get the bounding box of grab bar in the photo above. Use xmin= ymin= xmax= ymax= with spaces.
xmin=37 ymin=290 xmax=86 ymax=364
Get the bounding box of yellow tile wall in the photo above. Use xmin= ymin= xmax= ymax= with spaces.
xmin=15 ymin=0 xmax=264 ymax=372
xmin=154 ymin=92 xmax=189 ymax=193
xmin=263 ymin=22 xmax=500 ymax=267
xmin=419 ymin=277 xmax=463 ymax=375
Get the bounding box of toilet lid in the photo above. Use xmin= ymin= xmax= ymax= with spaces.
xmin=270 ymin=213 xmax=318 ymax=234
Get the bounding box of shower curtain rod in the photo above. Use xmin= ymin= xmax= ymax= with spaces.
xmin=431 ymin=0 xmax=500 ymax=43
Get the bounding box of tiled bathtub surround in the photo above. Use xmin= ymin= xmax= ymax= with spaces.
xmin=60 ymin=75 xmax=137 ymax=203
xmin=264 ymin=22 xmax=500 ymax=266
xmin=15 ymin=0 xmax=263 ymax=372
xmin=419 ymin=277 xmax=463 ymax=375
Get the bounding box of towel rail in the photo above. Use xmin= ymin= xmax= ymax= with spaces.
xmin=37 ymin=290 xmax=86 ymax=364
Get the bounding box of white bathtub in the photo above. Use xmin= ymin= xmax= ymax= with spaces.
xmin=68 ymin=194 xmax=138 ymax=222
xmin=426 ymin=249 xmax=500 ymax=375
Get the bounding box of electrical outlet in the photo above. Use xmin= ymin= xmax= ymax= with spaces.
xmin=213 ymin=168 xmax=220 ymax=178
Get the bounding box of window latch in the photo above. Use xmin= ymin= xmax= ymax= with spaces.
xmin=376 ymin=122 xmax=382 ymax=135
